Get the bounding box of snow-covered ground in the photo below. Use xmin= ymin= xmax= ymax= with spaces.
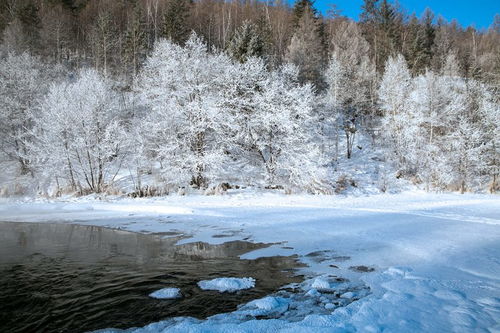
xmin=0 ymin=190 xmax=499 ymax=332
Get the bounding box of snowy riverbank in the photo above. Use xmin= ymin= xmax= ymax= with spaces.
xmin=1 ymin=190 xmax=499 ymax=332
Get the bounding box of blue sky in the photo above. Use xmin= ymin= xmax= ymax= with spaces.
xmin=312 ymin=0 xmax=499 ymax=30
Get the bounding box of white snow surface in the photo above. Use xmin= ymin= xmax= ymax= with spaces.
xmin=197 ymin=277 xmax=255 ymax=293
xmin=149 ymin=288 xmax=182 ymax=300
xmin=1 ymin=190 xmax=500 ymax=332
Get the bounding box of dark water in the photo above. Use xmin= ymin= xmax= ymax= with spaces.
xmin=0 ymin=222 xmax=302 ymax=333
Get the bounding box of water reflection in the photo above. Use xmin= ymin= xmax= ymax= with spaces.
xmin=0 ymin=222 xmax=302 ymax=333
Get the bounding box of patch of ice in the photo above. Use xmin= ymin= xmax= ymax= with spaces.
xmin=305 ymin=289 xmax=322 ymax=297
xmin=197 ymin=277 xmax=255 ymax=293
xmin=311 ymin=277 xmax=331 ymax=290
xmin=340 ymin=291 xmax=354 ymax=299
xmin=246 ymin=296 xmax=290 ymax=311
xmin=325 ymin=303 xmax=335 ymax=310
xmin=148 ymin=287 xmax=182 ymax=299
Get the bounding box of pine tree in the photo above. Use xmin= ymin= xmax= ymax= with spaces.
xmin=430 ymin=18 xmax=455 ymax=74
xmin=16 ymin=2 xmax=42 ymax=52
xmin=420 ymin=8 xmax=436 ymax=70
xmin=325 ymin=21 xmax=376 ymax=159
xmin=255 ymin=15 xmax=273 ymax=58
xmin=292 ymin=0 xmax=318 ymax=27
xmin=286 ymin=7 xmax=325 ymax=89
xmin=360 ymin=0 xmax=401 ymax=72
xmin=378 ymin=0 xmax=401 ymax=54
xmin=360 ymin=0 xmax=378 ymax=24
xmin=163 ymin=0 xmax=191 ymax=46
xmin=228 ymin=21 xmax=264 ymax=63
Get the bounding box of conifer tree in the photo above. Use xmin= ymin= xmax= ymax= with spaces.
xmin=163 ymin=0 xmax=191 ymax=45
xmin=360 ymin=0 xmax=401 ymax=72
xmin=18 ymin=2 xmax=41 ymax=51
xmin=378 ymin=0 xmax=401 ymax=58
xmin=286 ymin=7 xmax=325 ymax=89
xmin=420 ymin=8 xmax=436 ymax=71
xmin=360 ymin=0 xmax=378 ymax=24
xmin=228 ymin=21 xmax=264 ymax=63
xmin=292 ymin=0 xmax=318 ymax=27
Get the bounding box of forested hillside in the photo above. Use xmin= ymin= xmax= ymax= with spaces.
xmin=0 ymin=0 xmax=498 ymax=196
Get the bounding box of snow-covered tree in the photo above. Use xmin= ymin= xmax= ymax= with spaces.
xmin=378 ymin=54 xmax=413 ymax=165
xmin=324 ymin=49 xmax=376 ymax=160
xmin=324 ymin=53 xmax=349 ymax=111
xmin=445 ymin=113 xmax=482 ymax=193
xmin=30 ymin=69 xmax=127 ymax=194
xmin=215 ymin=56 xmax=268 ymax=184
xmin=323 ymin=53 xmax=346 ymax=162
xmin=135 ymin=33 xmax=233 ymax=189
xmin=408 ymin=70 xmax=456 ymax=186
xmin=379 ymin=55 xmax=495 ymax=192
xmin=0 ymin=52 xmax=46 ymax=174
xmin=475 ymin=82 xmax=499 ymax=192
xmin=329 ymin=19 xmax=377 ymax=113
xmin=440 ymin=51 xmax=461 ymax=77
xmin=325 ymin=22 xmax=377 ymax=163
xmin=243 ymin=64 xmax=328 ymax=192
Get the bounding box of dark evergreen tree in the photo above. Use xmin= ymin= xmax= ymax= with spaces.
xmin=255 ymin=15 xmax=273 ymax=58
xmin=405 ymin=14 xmax=422 ymax=73
xmin=360 ymin=0 xmax=379 ymax=24
xmin=292 ymin=0 xmax=318 ymax=27
xmin=377 ymin=0 xmax=401 ymax=64
xmin=0 ymin=1 xmax=8 ymax=35
xmin=286 ymin=7 xmax=325 ymax=90
xmin=228 ymin=21 xmax=264 ymax=63
xmin=291 ymin=0 xmax=327 ymax=72
xmin=360 ymin=0 xmax=401 ymax=72
xmin=18 ymin=2 xmax=42 ymax=51
xmin=420 ymin=8 xmax=436 ymax=69
xmin=163 ymin=0 xmax=192 ymax=45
